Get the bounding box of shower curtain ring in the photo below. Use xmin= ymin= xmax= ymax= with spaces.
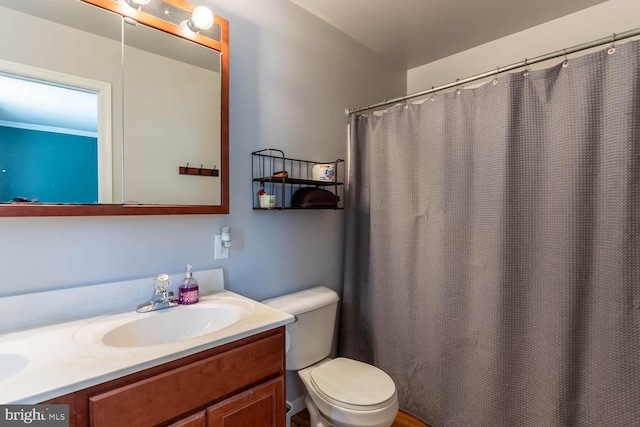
xmin=608 ymin=33 xmax=616 ymax=55
xmin=492 ymin=67 xmax=500 ymax=85
xmin=523 ymin=59 xmax=530 ymax=77
xmin=430 ymin=86 xmax=436 ymax=101
xmin=456 ymin=79 xmax=462 ymax=95
xmin=562 ymin=49 xmax=569 ymax=68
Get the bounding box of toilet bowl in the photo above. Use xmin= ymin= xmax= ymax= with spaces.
xmin=299 ymin=358 xmax=398 ymax=427
xmin=262 ymin=286 xmax=399 ymax=427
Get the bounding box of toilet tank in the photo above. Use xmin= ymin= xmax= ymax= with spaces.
xmin=262 ymin=286 xmax=339 ymax=370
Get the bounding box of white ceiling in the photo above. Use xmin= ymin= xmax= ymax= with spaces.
xmin=288 ymin=0 xmax=607 ymax=69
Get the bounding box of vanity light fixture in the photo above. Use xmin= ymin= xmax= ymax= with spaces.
xmin=186 ymin=5 xmax=214 ymax=32
xmin=124 ymin=0 xmax=151 ymax=9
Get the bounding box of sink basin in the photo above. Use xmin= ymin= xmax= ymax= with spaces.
xmin=102 ymin=305 xmax=244 ymax=348
xmin=72 ymin=295 xmax=258 ymax=348
xmin=0 ymin=354 xmax=28 ymax=381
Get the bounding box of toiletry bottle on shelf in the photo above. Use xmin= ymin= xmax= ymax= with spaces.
xmin=178 ymin=264 xmax=199 ymax=305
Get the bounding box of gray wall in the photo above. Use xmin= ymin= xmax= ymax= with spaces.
xmin=0 ymin=9 xmax=404 ymax=416
xmin=0 ymin=0 xmax=405 ymax=405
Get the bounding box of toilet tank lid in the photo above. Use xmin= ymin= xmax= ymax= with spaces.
xmin=262 ymin=286 xmax=339 ymax=315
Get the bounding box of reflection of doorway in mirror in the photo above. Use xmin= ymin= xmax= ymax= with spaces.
xmin=0 ymin=60 xmax=113 ymax=204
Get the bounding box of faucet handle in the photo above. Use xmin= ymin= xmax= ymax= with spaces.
xmin=154 ymin=273 xmax=170 ymax=293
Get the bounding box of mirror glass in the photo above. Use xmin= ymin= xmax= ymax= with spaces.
xmin=0 ymin=0 xmax=123 ymax=204
xmin=0 ymin=0 xmax=228 ymax=215
xmin=123 ymin=21 xmax=221 ymax=205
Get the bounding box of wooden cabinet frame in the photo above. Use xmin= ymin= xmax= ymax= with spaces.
xmin=42 ymin=327 xmax=286 ymax=427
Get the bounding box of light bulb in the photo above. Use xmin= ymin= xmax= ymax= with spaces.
xmin=125 ymin=0 xmax=151 ymax=8
xmin=188 ymin=6 xmax=214 ymax=32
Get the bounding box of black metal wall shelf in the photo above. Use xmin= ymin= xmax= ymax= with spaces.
xmin=252 ymin=149 xmax=344 ymax=210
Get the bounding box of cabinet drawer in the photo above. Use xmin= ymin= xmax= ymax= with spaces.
xmin=89 ymin=334 xmax=283 ymax=427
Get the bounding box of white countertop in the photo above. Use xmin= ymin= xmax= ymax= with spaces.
xmin=0 ymin=291 xmax=294 ymax=403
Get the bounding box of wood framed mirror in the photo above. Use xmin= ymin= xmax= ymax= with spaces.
xmin=0 ymin=0 xmax=228 ymax=216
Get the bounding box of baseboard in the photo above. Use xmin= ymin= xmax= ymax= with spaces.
xmin=288 ymin=395 xmax=307 ymax=417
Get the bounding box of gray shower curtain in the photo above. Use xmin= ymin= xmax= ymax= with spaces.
xmin=340 ymin=40 xmax=640 ymax=426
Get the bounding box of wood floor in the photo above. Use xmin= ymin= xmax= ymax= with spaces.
xmin=291 ymin=409 xmax=429 ymax=427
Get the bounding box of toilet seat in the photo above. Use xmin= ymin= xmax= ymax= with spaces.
xmin=309 ymin=358 xmax=397 ymax=411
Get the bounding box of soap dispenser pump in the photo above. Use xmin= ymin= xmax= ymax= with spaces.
xmin=178 ymin=264 xmax=199 ymax=305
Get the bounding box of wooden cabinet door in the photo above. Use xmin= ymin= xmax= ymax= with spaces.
xmin=207 ymin=377 xmax=285 ymax=427
xmin=167 ymin=410 xmax=206 ymax=427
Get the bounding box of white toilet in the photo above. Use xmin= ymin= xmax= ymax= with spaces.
xmin=263 ymin=286 xmax=399 ymax=427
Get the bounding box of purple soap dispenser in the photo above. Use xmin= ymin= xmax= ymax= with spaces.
xmin=178 ymin=264 xmax=199 ymax=305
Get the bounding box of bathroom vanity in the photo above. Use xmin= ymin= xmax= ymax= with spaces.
xmin=42 ymin=327 xmax=285 ymax=427
xmin=0 ymin=271 xmax=293 ymax=427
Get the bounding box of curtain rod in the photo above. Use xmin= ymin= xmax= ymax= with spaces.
xmin=346 ymin=27 xmax=640 ymax=116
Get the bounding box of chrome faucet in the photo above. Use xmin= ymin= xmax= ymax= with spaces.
xmin=136 ymin=273 xmax=178 ymax=313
